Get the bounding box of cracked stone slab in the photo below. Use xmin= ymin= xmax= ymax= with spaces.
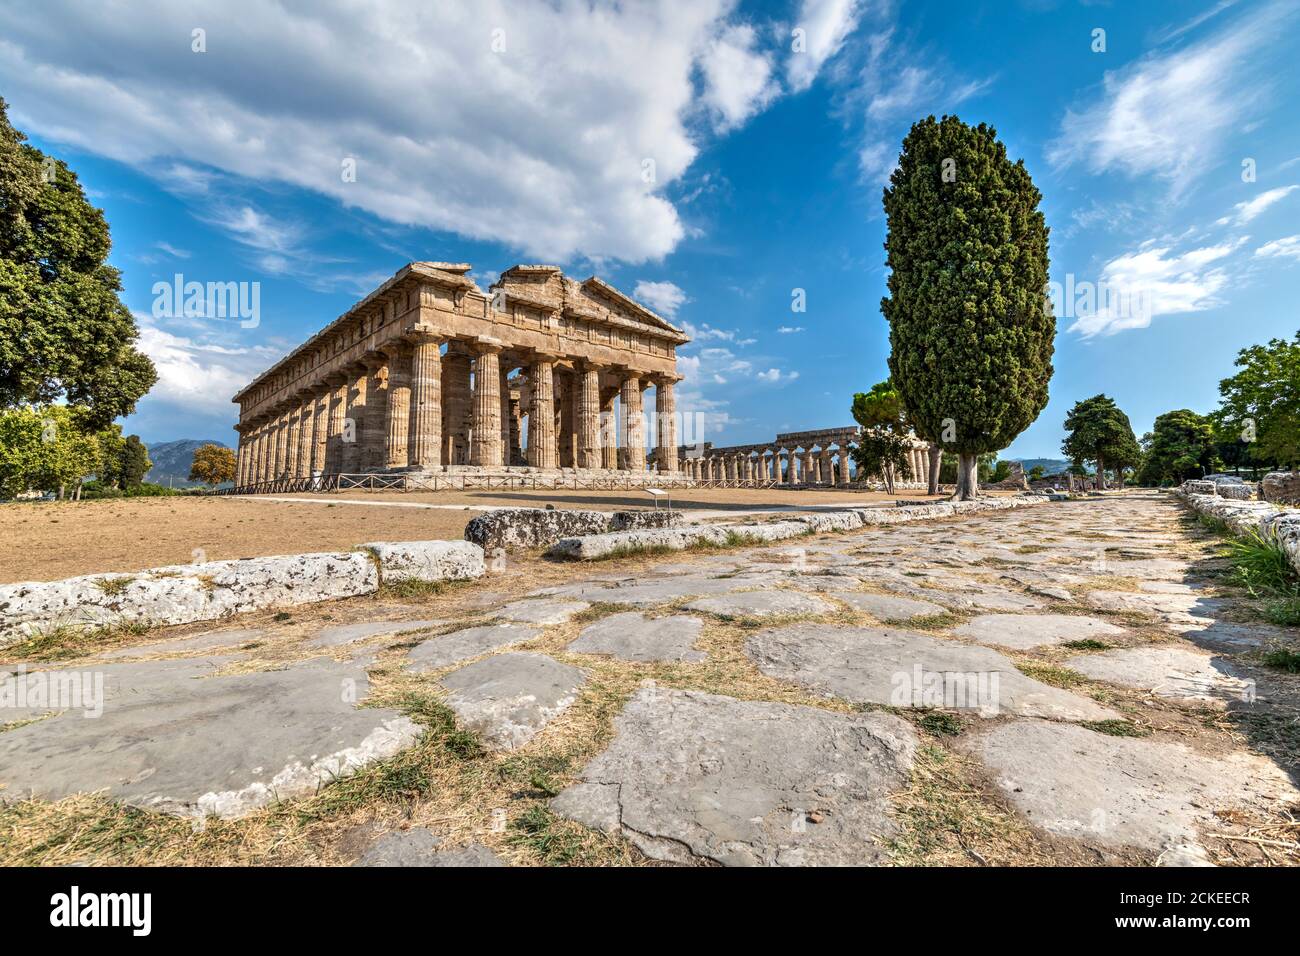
xmin=440 ymin=652 xmax=585 ymax=750
xmin=405 ymin=623 xmax=541 ymax=672
xmin=311 ymin=619 xmax=444 ymax=648
xmin=1164 ymin=620 xmax=1287 ymax=653
xmin=1065 ymin=645 xmax=1254 ymax=705
xmin=954 ymin=613 xmax=1127 ymax=650
xmin=746 ymin=623 xmax=1118 ymax=722
xmin=0 ymin=657 xmax=419 ymax=818
xmin=830 ymin=592 xmax=948 ymax=621
xmin=1085 ymin=590 xmax=1224 ymax=619
xmin=551 ymin=687 xmax=917 ymax=866
xmin=959 ymin=719 xmax=1298 ymax=861
xmin=354 ymin=828 xmax=505 ymax=867
xmin=684 ymin=590 xmax=837 ymax=619
xmin=568 ymin=612 xmax=705 ymax=662
xmin=94 ymin=628 xmax=265 ymax=660
xmin=532 ymin=574 xmax=740 ymax=606
xmin=494 ymin=599 xmax=590 ymax=625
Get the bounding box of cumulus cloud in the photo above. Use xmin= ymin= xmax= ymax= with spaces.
xmin=632 ymin=280 xmax=689 ymax=318
xmin=0 ymin=0 xmax=800 ymax=264
xmin=786 ymin=0 xmax=866 ymax=92
xmin=757 ymin=367 xmax=800 ymax=383
xmin=1254 ymin=235 xmax=1300 ymax=261
xmin=134 ymin=315 xmax=282 ymax=417
xmin=1048 ymin=4 xmax=1290 ymax=189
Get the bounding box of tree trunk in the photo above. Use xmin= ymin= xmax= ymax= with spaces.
xmin=883 ymin=462 xmax=895 ymax=496
xmin=928 ymin=442 xmax=942 ymax=495
xmin=954 ymin=452 xmax=979 ymax=500
xmin=1096 ymin=455 xmax=1106 ymax=491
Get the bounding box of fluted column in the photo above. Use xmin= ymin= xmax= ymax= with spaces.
xmin=470 ymin=345 xmax=502 ymax=467
xmin=820 ymin=448 xmax=833 ymax=486
xmin=282 ymin=405 xmax=300 ymax=479
xmin=441 ymin=347 xmax=472 ymax=465
xmin=384 ymin=343 xmax=412 ymax=469
xmin=655 ymin=379 xmax=678 ymax=474
xmin=840 ymin=447 xmax=852 ymax=484
xmin=600 ymin=390 xmax=618 ymax=469
xmin=312 ymin=388 xmax=329 ymax=475
xmin=294 ymin=397 xmax=314 ymax=479
xmin=527 ymin=356 xmax=557 ymax=469
xmin=620 ymin=375 xmax=645 ymax=472
xmin=499 ymin=362 xmax=514 ymax=465
xmin=577 ymin=364 xmax=602 ymax=469
xmin=409 ymin=329 xmax=443 ymax=470
xmin=251 ymin=424 xmax=266 ymax=484
xmin=342 ymin=366 xmax=368 ymax=472
xmin=325 ymin=376 xmax=347 ymax=472
xmin=361 ymin=357 xmax=388 ymax=472
xmin=268 ymin=409 xmax=285 ymax=478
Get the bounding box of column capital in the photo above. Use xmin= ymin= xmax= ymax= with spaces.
xmin=405 ymin=323 xmax=442 ymax=345
xmin=470 ymin=336 xmax=505 ymax=354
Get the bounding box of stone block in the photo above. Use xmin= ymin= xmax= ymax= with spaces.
xmin=1262 ymin=471 xmax=1300 ymax=506
xmin=463 ymin=508 xmax=611 ymax=551
xmin=362 ymin=539 xmax=485 ymax=583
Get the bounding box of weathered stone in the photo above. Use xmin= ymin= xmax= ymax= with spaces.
xmin=960 ymin=719 xmax=1298 ymax=859
xmin=684 ymin=590 xmax=837 ymax=619
xmin=312 ymin=619 xmax=443 ymax=648
xmin=551 ymin=687 xmax=917 ymax=866
xmin=0 ymin=657 xmax=420 ymax=818
xmin=1262 ymin=471 xmax=1300 ymax=505
xmin=1216 ymin=483 xmax=1252 ymax=500
xmin=1084 ymin=590 xmax=1223 ymax=619
xmin=440 ymin=652 xmax=585 ymax=750
xmin=746 ymin=623 xmax=1118 ymax=721
xmin=1179 ymin=489 xmax=1300 ymax=578
xmin=0 ymin=552 xmax=378 ymax=645
xmin=1065 ymin=645 xmax=1253 ymax=705
xmin=830 ymin=592 xmax=947 ymax=621
xmin=405 ymin=623 xmax=541 ymax=672
xmin=464 ymin=508 xmax=611 ymax=551
xmin=494 ymin=599 xmax=590 ymax=625
xmin=362 ymin=539 xmax=485 ymax=583
xmin=95 ymin=628 xmax=265 ymax=660
xmin=610 ymin=510 xmax=680 ymax=531
xmin=955 ymin=613 xmax=1126 ymax=650
xmin=568 ymin=612 xmax=705 ymax=662
xmin=354 ymin=828 xmax=505 ymax=867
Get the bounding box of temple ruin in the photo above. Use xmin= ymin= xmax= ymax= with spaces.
xmin=231 ymin=262 xmax=690 ymax=491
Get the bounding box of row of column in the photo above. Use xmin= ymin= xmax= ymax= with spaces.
xmin=235 ymin=337 xmax=679 ymax=486
xmin=678 ymin=444 xmax=932 ymax=487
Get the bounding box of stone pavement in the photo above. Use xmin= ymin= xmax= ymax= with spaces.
xmin=2 ymin=491 xmax=1297 ymax=866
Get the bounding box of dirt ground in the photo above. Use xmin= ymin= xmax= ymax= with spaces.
xmin=0 ymin=486 xmax=947 ymax=583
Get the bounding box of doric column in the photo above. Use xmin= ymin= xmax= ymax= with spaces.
xmin=409 ymin=328 xmax=444 ymax=470
xmin=325 ymin=375 xmax=347 ymax=473
xmin=527 ymin=355 xmax=557 ymax=469
xmin=295 ymin=396 xmax=314 ymax=479
xmin=470 ymin=344 xmax=502 ymax=467
xmin=577 ymin=364 xmax=602 ymax=469
xmin=342 ymin=365 xmax=368 ymax=472
xmin=655 ymin=378 xmax=678 ymax=474
xmin=270 ymin=409 xmax=287 ymax=478
xmin=441 ymin=346 xmax=472 ymax=465
xmin=840 ymin=447 xmax=852 ymax=484
xmin=600 ymin=389 xmax=618 ymax=469
xmin=251 ymin=423 xmax=266 ymax=484
xmin=283 ymin=405 xmax=300 ymax=479
xmin=742 ymin=455 xmax=752 ymax=483
xmin=802 ymin=450 xmax=814 ymax=486
xmin=312 ymin=387 xmax=330 ymax=475
xmin=499 ymin=362 xmax=514 ymax=465
xmin=620 ymin=375 xmax=645 ymax=472
xmin=384 ymin=343 xmax=412 ymax=469
xmin=361 ymin=357 xmax=388 ymax=472
xmin=820 ymin=447 xmax=833 ymax=486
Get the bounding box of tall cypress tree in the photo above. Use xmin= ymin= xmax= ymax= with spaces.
xmin=882 ymin=115 xmax=1055 ymax=498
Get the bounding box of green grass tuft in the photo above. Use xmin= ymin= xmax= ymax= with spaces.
xmin=1081 ymin=719 xmax=1150 ymax=738
xmin=1062 ymin=638 xmax=1112 ymax=651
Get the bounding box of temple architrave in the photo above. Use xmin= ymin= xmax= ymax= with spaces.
xmin=681 ymin=426 xmax=934 ymax=489
xmin=230 ymin=262 xmax=690 ymax=491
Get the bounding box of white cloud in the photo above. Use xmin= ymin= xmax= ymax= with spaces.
xmin=786 ymin=0 xmax=865 ymax=93
xmin=699 ymin=23 xmax=780 ymax=132
xmin=1068 ymin=239 xmax=1245 ymax=338
xmin=1254 ymin=235 xmax=1300 ymax=261
xmin=134 ymin=315 xmax=281 ymax=416
xmin=776 ymin=325 xmax=804 ymax=333
xmin=757 ymin=367 xmax=800 ymax=383
xmin=632 ymin=280 xmax=689 ymax=318
xmin=0 ymin=0 xmax=789 ymax=264
xmin=1228 ymin=185 xmax=1298 ymax=224
xmin=1048 ymin=5 xmax=1288 ymax=189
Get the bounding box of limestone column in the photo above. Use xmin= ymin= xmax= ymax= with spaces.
xmin=251 ymin=424 xmax=266 ymax=484
xmin=312 ymin=388 xmax=330 ymax=475
xmin=295 ymin=396 xmax=314 ymax=479
xmin=362 ymin=357 xmax=388 ymax=472
xmin=409 ymin=329 xmax=444 ymax=470
xmin=441 ymin=347 xmax=472 ymax=466
xmin=578 ymin=364 xmax=601 ymax=469
xmin=269 ymin=409 xmax=286 ymax=478
xmin=499 ymin=363 xmax=515 ymax=465
xmin=600 ymin=389 xmax=618 ymax=469
xmin=840 ymin=447 xmax=852 ymax=484
xmin=282 ymin=404 xmax=299 ymax=479
xmin=620 ymin=376 xmax=645 ymax=472
xmin=343 ymin=366 xmax=368 ymax=472
xmin=655 ymin=379 xmax=678 ymax=474
xmin=820 ymin=448 xmax=833 ymax=486
xmin=470 ymin=345 xmax=502 ymax=467
xmin=527 ymin=356 xmax=558 ymax=469
xmin=384 ymin=343 xmax=412 ymax=469
xmin=803 ymin=450 xmax=814 ymax=486
xmin=325 ymin=375 xmax=347 ymax=473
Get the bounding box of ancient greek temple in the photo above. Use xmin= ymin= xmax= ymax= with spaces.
xmin=681 ymin=427 xmax=934 ymax=488
xmin=231 ymin=262 xmax=690 ymax=491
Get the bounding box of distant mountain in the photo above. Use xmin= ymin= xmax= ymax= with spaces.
xmin=145 ymin=439 xmax=232 ymax=487
xmin=1010 ymin=457 xmax=1074 ymax=475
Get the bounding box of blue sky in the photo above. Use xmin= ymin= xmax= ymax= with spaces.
xmin=2 ymin=0 xmax=1298 ymax=457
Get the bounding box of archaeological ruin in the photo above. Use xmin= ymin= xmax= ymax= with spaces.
xmin=231 ymin=262 xmax=691 ymax=491
xmin=683 ymin=427 xmax=934 ymax=489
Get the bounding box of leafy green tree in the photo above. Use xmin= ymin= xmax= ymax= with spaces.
xmin=0 ymin=405 xmax=101 ymax=498
xmin=0 ymin=98 xmax=156 ymax=427
xmin=1137 ymin=410 xmax=1220 ymax=485
xmin=121 ymin=435 xmax=151 ymax=487
xmin=1029 ymin=465 xmax=1045 ymax=481
xmin=189 ymin=443 xmax=236 ymax=488
xmin=1214 ymin=331 xmax=1300 ymax=470
xmin=94 ymin=423 xmax=126 ymax=488
xmin=850 ymin=380 xmax=913 ymax=495
xmin=1061 ymin=394 xmax=1141 ymax=490
xmin=882 ymin=115 xmax=1055 ymax=499
xmin=990 ymin=460 xmax=1012 ymax=483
